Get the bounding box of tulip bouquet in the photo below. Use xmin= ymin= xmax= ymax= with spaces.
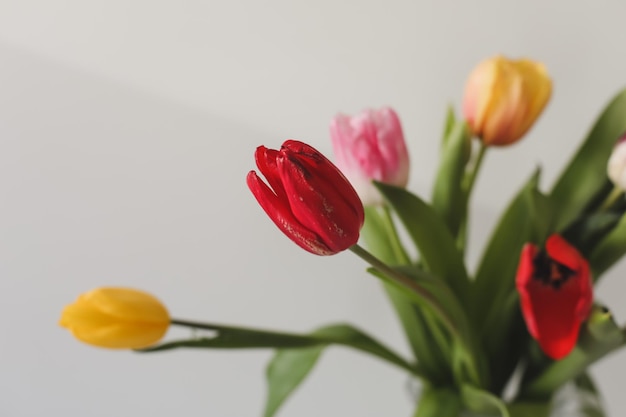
xmin=60 ymin=56 xmax=626 ymax=417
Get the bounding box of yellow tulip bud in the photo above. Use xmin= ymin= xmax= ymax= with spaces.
xmin=59 ymin=287 xmax=170 ymax=349
xmin=463 ymin=56 xmax=552 ymax=146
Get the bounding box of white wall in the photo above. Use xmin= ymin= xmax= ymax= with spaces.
xmin=1 ymin=1 xmax=626 ymax=416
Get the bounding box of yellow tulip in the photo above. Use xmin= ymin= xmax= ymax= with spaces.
xmin=59 ymin=287 xmax=170 ymax=349
xmin=463 ymin=56 xmax=552 ymax=146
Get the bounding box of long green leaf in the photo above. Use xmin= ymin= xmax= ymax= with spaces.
xmin=471 ymin=169 xmax=554 ymax=393
xmin=384 ymin=284 xmax=450 ymax=382
xmin=367 ymin=266 xmax=487 ymax=388
xmin=573 ymin=373 xmax=606 ymax=417
xmin=441 ymin=105 xmax=457 ymax=149
xmin=522 ymin=306 xmax=626 ymax=398
xmin=507 ymin=402 xmax=551 ymax=417
xmin=432 ymin=118 xmax=471 ymax=237
xmin=375 ymin=182 xmax=470 ymax=302
xmin=472 ymin=169 xmax=549 ymax=325
xmin=551 ymin=88 xmax=626 ymax=230
xmin=480 ymin=294 xmax=527 ymax=394
xmin=589 ymin=210 xmax=626 ymax=279
xmin=368 ymin=266 xmax=469 ymax=343
xmin=361 ymin=206 xmax=451 ymax=383
xmin=413 ymin=386 xmax=462 ymax=417
xmin=312 ymin=324 xmax=417 ymax=372
xmin=140 ymin=323 xmax=320 ymax=350
xmin=261 ymin=323 xmax=423 ymax=417
xmin=139 ymin=322 xmax=418 ymax=376
xmin=548 ymin=373 xmax=606 ymax=417
xmin=263 ymin=346 xmax=324 ymax=417
xmin=461 ymin=384 xmax=510 ymax=417
xmin=563 ymin=211 xmax=624 ymax=257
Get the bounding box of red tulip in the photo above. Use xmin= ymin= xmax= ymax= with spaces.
xmin=247 ymin=140 xmax=364 ymax=255
xmin=516 ymin=234 xmax=593 ymax=359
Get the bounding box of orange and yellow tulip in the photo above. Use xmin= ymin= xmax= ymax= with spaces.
xmin=463 ymin=56 xmax=552 ymax=146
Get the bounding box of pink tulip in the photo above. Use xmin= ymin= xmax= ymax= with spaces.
xmin=330 ymin=108 xmax=409 ymax=205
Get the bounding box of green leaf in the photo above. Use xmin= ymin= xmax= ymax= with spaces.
xmin=361 ymin=206 xmax=390 ymax=256
xmin=573 ymin=373 xmax=606 ymax=417
xmin=374 ymin=182 xmax=470 ymax=303
xmin=522 ymin=305 xmax=625 ymax=398
xmin=507 ymin=402 xmax=551 ymax=417
xmin=261 ymin=323 xmax=424 ymax=417
xmin=142 ymin=322 xmax=421 ymax=417
xmin=472 ymin=169 xmax=551 ymax=326
xmin=413 ymin=386 xmax=462 ymax=417
xmin=479 ymin=293 xmax=527 ymax=394
xmin=461 ymin=384 xmax=510 ymax=417
xmin=361 ymin=207 xmax=449 ymax=382
xmin=139 ymin=324 xmax=320 ymax=350
xmin=548 ymin=374 xmax=606 ymax=417
xmin=589 ymin=211 xmax=626 ymax=280
xmin=367 ymin=265 xmax=469 ymax=343
xmin=561 ymin=210 xmax=624 ymax=258
xmin=140 ymin=322 xmax=418 ymax=376
xmin=441 ymin=105 xmax=457 ymax=149
xmin=550 ymin=88 xmax=626 ymax=230
xmin=263 ymin=346 xmax=324 ymax=417
xmin=366 ymin=265 xmax=486 ymax=388
xmin=471 ymin=169 xmax=555 ymax=393
xmin=311 ymin=324 xmax=416 ymax=372
xmin=432 ymin=118 xmax=471 ymax=237
xmin=383 ymin=284 xmax=451 ymax=383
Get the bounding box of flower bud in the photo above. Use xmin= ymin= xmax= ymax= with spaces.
xmin=607 ymin=135 xmax=626 ymax=190
xmin=463 ymin=56 xmax=552 ymax=146
xmin=60 ymin=287 xmax=170 ymax=349
xmin=247 ymin=140 xmax=364 ymax=255
xmin=516 ymin=235 xmax=593 ymax=359
xmin=329 ymin=107 xmax=409 ymax=205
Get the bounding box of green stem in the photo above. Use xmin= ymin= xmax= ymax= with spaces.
xmin=350 ymin=244 xmax=460 ymax=340
xmin=350 ymin=244 xmax=486 ymax=386
xmin=381 ymin=205 xmax=411 ymax=264
xmin=599 ymin=185 xmax=624 ymax=211
xmin=463 ymin=142 xmax=488 ymax=195
xmin=169 ymin=318 xmax=421 ymax=377
xmin=457 ymin=143 xmax=488 ymax=251
xmin=363 ymin=207 xmax=449 ymax=382
xmin=521 ymin=326 xmax=626 ymax=398
xmin=171 ymin=318 xmax=240 ymax=331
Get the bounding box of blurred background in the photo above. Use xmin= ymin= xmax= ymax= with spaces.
xmin=1 ymin=1 xmax=626 ymax=416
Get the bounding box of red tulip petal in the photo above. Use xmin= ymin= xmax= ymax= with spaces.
xmin=516 ymin=243 xmax=540 ymax=339
xmin=575 ymin=259 xmax=593 ymax=321
xmin=246 ymin=171 xmax=333 ymax=255
xmin=546 ymin=234 xmax=593 ymax=321
xmin=281 ymin=140 xmax=364 ymax=226
xmin=516 ymin=235 xmax=594 ymax=360
xmin=546 ymin=234 xmax=583 ymax=271
xmin=524 ymin=277 xmax=584 ymax=359
xmin=277 ymin=154 xmax=361 ymax=253
xmin=254 ymin=146 xmax=287 ymax=201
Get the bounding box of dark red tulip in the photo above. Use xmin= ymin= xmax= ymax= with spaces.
xmin=247 ymin=140 xmax=364 ymax=255
xmin=516 ymin=234 xmax=593 ymax=359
